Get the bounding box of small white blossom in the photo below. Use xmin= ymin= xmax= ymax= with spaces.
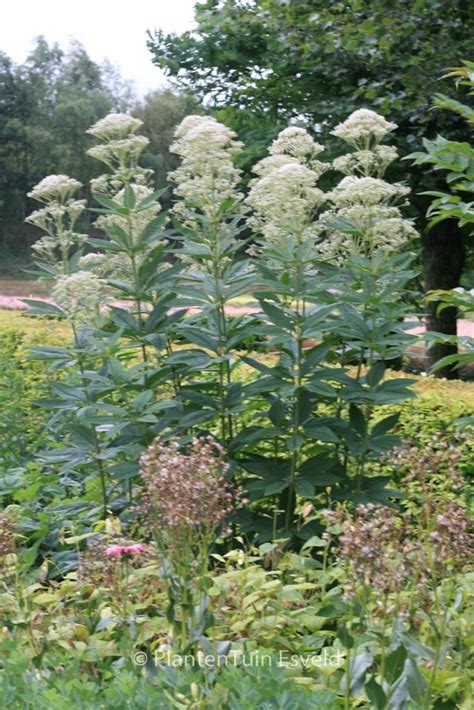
xmin=86 ymin=113 xmax=143 ymax=141
xmin=331 ymin=109 xmax=397 ymax=145
xmin=28 ymin=175 xmax=82 ymax=203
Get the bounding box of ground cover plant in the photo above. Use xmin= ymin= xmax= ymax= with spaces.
xmin=0 ymin=98 xmax=473 ymax=709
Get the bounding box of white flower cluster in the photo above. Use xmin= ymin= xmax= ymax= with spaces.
xmin=322 ymin=206 xmax=418 ymax=255
xmin=86 ymin=112 xmax=162 ymax=277
xmin=28 ymin=175 xmax=82 ymax=203
xmin=328 ymin=176 xmax=409 ymax=207
xmin=246 ymin=126 xmax=327 ymax=243
xmin=86 ymin=113 xmax=143 ymax=141
xmin=270 ymin=126 xmax=324 ymax=162
xmin=87 ymin=135 xmax=150 ymax=172
xmin=169 ymin=115 xmax=243 ymax=222
xmin=330 ymin=109 xmax=397 ymax=147
xmin=320 ymin=109 xmax=418 ymax=258
xmin=52 ymin=271 xmax=107 ymax=321
xmin=247 ymin=162 xmax=324 ymax=242
xmin=26 ymin=175 xmax=87 ymax=267
xmin=333 ymin=145 xmax=398 ymax=178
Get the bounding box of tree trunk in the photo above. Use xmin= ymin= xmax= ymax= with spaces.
xmin=423 ymin=219 xmax=465 ymax=379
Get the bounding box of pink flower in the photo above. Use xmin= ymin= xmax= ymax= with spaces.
xmin=104 ymin=545 xmax=124 ymax=558
xmin=104 ymin=543 xmax=145 ymax=558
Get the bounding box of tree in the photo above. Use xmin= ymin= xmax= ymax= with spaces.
xmin=409 ymin=61 xmax=474 ymax=376
xmin=0 ymin=38 xmax=136 ymax=258
xmin=148 ymin=0 xmax=474 ymax=376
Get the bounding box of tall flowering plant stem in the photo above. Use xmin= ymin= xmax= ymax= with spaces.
xmin=166 ymin=116 xmax=255 ymax=445
xmin=236 ymin=128 xmax=340 ymax=536
xmin=86 ymin=113 xmax=180 ymax=373
xmin=139 ymin=436 xmax=237 ymax=657
xmin=320 ymin=108 xmax=420 ymax=494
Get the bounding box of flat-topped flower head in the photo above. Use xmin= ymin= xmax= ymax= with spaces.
xmin=328 ymin=175 xmax=409 ymax=207
xmin=331 ymin=109 xmax=397 ymax=146
xmin=86 ymin=113 xmax=143 ymax=141
xmin=270 ymin=126 xmax=324 ymax=161
xmin=252 ymin=154 xmax=300 ymax=177
xmin=28 ymin=175 xmax=82 ymax=203
xmin=171 ymin=116 xmax=242 ymax=159
xmin=172 ymin=114 xmax=209 ymax=139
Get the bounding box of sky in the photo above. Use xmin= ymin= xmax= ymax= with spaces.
xmin=0 ymin=0 xmax=199 ymax=94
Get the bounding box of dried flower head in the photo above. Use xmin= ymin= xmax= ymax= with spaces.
xmin=0 ymin=513 xmax=16 ymax=568
xmin=139 ymin=436 xmax=237 ymax=543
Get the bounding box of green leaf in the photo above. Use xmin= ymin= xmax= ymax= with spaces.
xmin=123 ymin=183 xmax=136 ymax=209
xmin=22 ymin=299 xmax=65 ymax=317
xmin=365 ymin=676 xmax=387 ymax=709
xmin=366 ymin=361 xmax=385 ymax=387
xmin=259 ymin=301 xmax=294 ymax=331
xmin=349 ymin=404 xmax=367 ymax=437
xmin=344 ymin=650 xmax=373 ymax=695
xmin=372 ymin=413 xmax=400 ymax=437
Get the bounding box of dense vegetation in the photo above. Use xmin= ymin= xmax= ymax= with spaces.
xmin=0 ymin=3 xmax=473 ymax=708
xmin=149 ymin=0 xmax=474 ymax=376
xmin=0 ymin=87 xmax=471 ymax=706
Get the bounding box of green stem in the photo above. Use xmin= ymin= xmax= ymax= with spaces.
xmin=71 ymin=323 xmax=108 ymax=518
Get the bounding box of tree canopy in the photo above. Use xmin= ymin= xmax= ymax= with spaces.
xmin=149 ymin=0 xmax=473 ymax=153
xmin=0 ymin=38 xmax=133 ymax=256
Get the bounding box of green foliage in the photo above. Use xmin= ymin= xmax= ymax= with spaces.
xmin=409 ymin=60 xmax=474 ymax=232
xmin=148 ymin=0 xmax=473 ymax=156
xmin=0 ymin=326 xmax=54 ymax=470
xmin=408 ymin=60 xmax=474 ymax=375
